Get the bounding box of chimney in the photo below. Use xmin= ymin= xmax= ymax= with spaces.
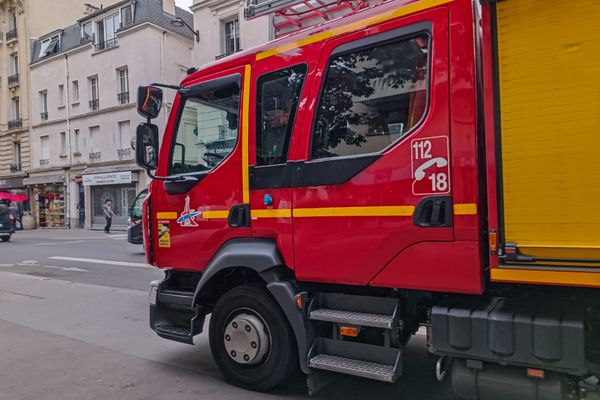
xmin=163 ymin=0 xmax=176 ymax=16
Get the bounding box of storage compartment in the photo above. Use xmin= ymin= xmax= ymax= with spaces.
xmin=494 ymin=0 xmax=600 ymax=264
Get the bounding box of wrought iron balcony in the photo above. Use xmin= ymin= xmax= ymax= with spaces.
xmin=89 ymin=99 xmax=99 ymax=111
xmin=40 ymin=112 xmax=48 ymax=121
xmin=89 ymin=151 xmax=101 ymax=161
xmin=8 ymin=73 xmax=19 ymax=87
xmin=8 ymin=118 xmax=22 ymax=129
xmin=94 ymin=38 xmax=118 ymax=52
xmin=117 ymin=92 xmax=129 ymax=105
xmin=6 ymin=28 xmax=17 ymax=41
xmin=215 ymin=50 xmax=242 ymax=60
xmin=9 ymin=163 xmax=21 ymax=172
xmin=39 ymin=159 xmax=50 ymax=167
xmin=117 ymin=148 xmax=131 ymax=159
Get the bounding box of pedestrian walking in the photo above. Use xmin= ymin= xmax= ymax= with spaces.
xmin=103 ymin=199 xmax=116 ymax=233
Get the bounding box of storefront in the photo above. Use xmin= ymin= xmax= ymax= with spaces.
xmin=83 ymin=171 xmax=140 ymax=229
xmin=23 ymin=174 xmax=66 ymax=228
xmin=0 ymin=177 xmax=30 ymax=229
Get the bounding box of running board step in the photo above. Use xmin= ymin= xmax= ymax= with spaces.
xmin=308 ymin=293 xmax=399 ymax=329
xmin=155 ymin=324 xmax=194 ymax=344
xmin=309 ymin=309 xmax=394 ymax=329
xmin=308 ymin=338 xmax=402 ymax=382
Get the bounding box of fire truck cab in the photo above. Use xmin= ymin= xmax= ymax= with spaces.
xmin=135 ymin=0 xmax=600 ymax=398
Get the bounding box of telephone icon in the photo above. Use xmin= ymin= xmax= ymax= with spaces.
xmin=414 ymin=157 xmax=448 ymax=180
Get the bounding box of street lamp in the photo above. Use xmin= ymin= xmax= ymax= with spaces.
xmin=170 ymin=17 xmax=199 ymax=42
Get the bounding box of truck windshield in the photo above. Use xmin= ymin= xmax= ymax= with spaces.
xmin=169 ymin=76 xmax=241 ymax=175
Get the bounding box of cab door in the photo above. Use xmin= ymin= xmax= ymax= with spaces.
xmin=292 ymin=8 xmax=458 ymax=287
xmin=152 ymin=66 xmax=252 ymax=271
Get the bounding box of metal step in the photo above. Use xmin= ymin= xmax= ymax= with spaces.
xmin=309 ymin=308 xmax=394 ymax=329
xmin=309 ymin=354 xmax=396 ymax=382
xmin=308 ymin=337 xmax=402 ymax=382
xmin=155 ymin=325 xmax=193 ymax=344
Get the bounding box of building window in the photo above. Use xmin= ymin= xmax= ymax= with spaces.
xmin=8 ymin=53 xmax=19 ymax=87
xmin=89 ymin=126 xmax=101 ymax=161
xmin=117 ymin=68 xmax=129 ymax=104
xmin=12 ymin=97 xmax=20 ymax=120
xmin=121 ymin=5 xmax=133 ymax=27
xmin=222 ymin=18 xmax=240 ymax=57
xmin=58 ymin=84 xmax=65 ymax=107
xmin=310 ymin=34 xmax=430 ymax=159
xmin=39 ymin=35 xmax=60 ymax=58
xmin=117 ymin=121 xmax=131 ymax=159
xmin=256 ymin=64 xmax=307 ymax=165
xmin=40 ymin=91 xmax=48 ymax=121
xmin=7 ymin=11 xmax=17 ymax=40
xmin=72 ymin=80 xmax=79 ymax=102
xmin=12 ymin=142 xmax=21 ymax=171
xmin=73 ymin=129 xmax=80 ymax=154
xmin=40 ymin=136 xmax=50 ymax=166
xmin=60 ymin=132 xmax=67 ymax=155
xmin=82 ymin=22 xmax=93 ymax=43
xmin=89 ymin=76 xmax=99 ymax=110
xmin=96 ymin=13 xmax=120 ymax=50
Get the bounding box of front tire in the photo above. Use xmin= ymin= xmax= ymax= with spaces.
xmin=1 ymin=236 xmax=10 ymax=242
xmin=209 ymin=284 xmax=298 ymax=391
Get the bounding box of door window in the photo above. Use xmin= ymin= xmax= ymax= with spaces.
xmin=256 ymin=64 xmax=307 ymax=165
xmin=169 ymin=75 xmax=241 ymax=175
xmin=311 ymin=34 xmax=430 ymax=159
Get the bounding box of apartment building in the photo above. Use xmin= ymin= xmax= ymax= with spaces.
xmin=190 ymin=0 xmax=273 ymax=67
xmin=28 ymin=0 xmax=193 ymax=229
xmin=0 ymin=0 xmax=92 ymax=214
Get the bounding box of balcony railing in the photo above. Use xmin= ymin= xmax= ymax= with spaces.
xmin=39 ymin=159 xmax=50 ymax=167
xmin=94 ymin=38 xmax=118 ymax=52
xmin=117 ymin=148 xmax=131 ymax=160
xmin=40 ymin=111 xmax=48 ymax=121
xmin=89 ymin=151 xmax=101 ymax=161
xmin=8 ymin=73 xmax=19 ymax=87
xmin=6 ymin=28 xmax=17 ymax=41
xmin=89 ymin=99 xmax=99 ymax=111
xmin=10 ymin=163 xmax=21 ymax=172
xmin=215 ymin=50 xmax=242 ymax=60
xmin=117 ymin=91 xmax=129 ymax=105
xmin=8 ymin=118 xmax=22 ymax=129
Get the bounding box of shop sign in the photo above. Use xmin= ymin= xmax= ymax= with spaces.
xmin=83 ymin=171 xmax=132 ymax=186
xmin=23 ymin=174 xmax=65 ymax=186
xmin=0 ymin=177 xmax=24 ymax=189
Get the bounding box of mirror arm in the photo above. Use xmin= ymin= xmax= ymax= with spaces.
xmin=145 ymin=169 xmax=170 ymax=181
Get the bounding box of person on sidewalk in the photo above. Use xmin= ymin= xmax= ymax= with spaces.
xmin=103 ymin=199 xmax=116 ymax=233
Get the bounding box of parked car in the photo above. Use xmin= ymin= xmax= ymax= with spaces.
xmin=0 ymin=203 xmax=14 ymax=242
xmin=127 ymin=189 xmax=147 ymax=245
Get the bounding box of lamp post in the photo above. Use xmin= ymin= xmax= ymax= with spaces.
xmin=170 ymin=17 xmax=199 ymax=42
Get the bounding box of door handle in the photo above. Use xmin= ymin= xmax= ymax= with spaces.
xmin=163 ymin=175 xmax=202 ymax=195
xmin=413 ymin=196 xmax=452 ymax=227
xmin=228 ymin=204 xmax=250 ymax=227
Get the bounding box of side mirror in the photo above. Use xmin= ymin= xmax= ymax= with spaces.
xmin=137 ymin=86 xmax=163 ymax=120
xmin=135 ymin=123 xmax=159 ymax=170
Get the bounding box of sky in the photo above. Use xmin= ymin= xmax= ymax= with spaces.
xmin=174 ymin=0 xmax=194 ymax=11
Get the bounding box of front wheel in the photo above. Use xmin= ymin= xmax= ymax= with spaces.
xmin=1 ymin=235 xmax=10 ymax=242
xmin=209 ymin=284 xmax=298 ymax=391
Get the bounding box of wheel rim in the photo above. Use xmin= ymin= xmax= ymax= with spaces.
xmin=223 ymin=310 xmax=271 ymax=365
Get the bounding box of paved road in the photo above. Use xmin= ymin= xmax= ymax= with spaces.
xmin=0 ymin=229 xmax=458 ymax=400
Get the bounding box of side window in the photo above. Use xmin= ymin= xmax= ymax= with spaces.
xmin=256 ymin=64 xmax=307 ymax=165
xmin=311 ymin=34 xmax=430 ymax=159
xmin=169 ymin=75 xmax=241 ymax=175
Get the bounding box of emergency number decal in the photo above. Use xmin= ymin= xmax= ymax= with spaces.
xmin=158 ymin=221 xmax=171 ymax=248
xmin=411 ymin=136 xmax=451 ymax=195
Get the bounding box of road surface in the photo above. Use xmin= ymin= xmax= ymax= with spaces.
xmin=0 ymin=229 xmax=458 ymax=400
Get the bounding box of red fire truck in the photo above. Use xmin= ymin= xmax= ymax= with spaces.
xmin=134 ymin=0 xmax=600 ymax=398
